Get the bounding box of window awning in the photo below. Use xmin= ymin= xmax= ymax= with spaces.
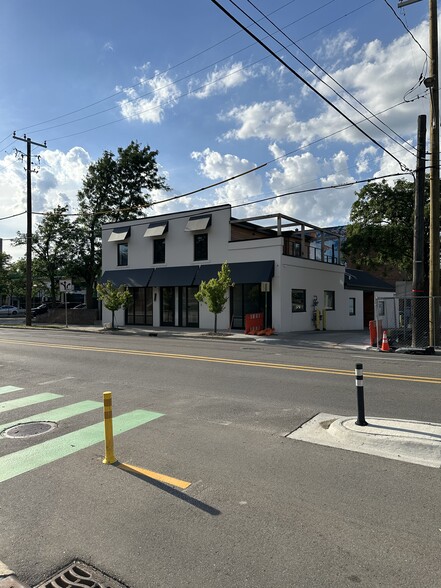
xmin=108 ymin=227 xmax=131 ymax=242
xmin=185 ymin=215 xmax=212 ymax=232
xmin=193 ymin=261 xmax=274 ymax=285
xmin=100 ymin=268 xmax=153 ymax=287
xmin=149 ymin=266 xmax=199 ymax=287
xmin=144 ymin=221 xmax=168 ymax=237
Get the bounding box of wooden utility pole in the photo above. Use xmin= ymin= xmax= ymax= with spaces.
xmin=427 ymin=0 xmax=440 ymax=347
xmin=398 ymin=0 xmax=439 ymax=347
xmin=13 ymin=133 xmax=47 ymax=326
xmin=412 ymin=115 xmax=426 ymax=347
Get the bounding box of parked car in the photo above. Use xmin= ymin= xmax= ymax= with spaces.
xmin=0 ymin=305 xmax=18 ymax=316
xmin=31 ymin=303 xmax=49 ymax=317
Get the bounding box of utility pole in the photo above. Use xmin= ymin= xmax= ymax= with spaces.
xmin=13 ymin=133 xmax=47 ymax=326
xmin=398 ymin=0 xmax=439 ymax=347
xmin=412 ymin=114 xmax=426 ymax=347
xmin=427 ymin=0 xmax=440 ymax=347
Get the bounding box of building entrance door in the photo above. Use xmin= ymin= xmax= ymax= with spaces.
xmin=160 ymin=287 xmax=175 ymax=326
xmin=179 ymin=286 xmax=199 ymax=327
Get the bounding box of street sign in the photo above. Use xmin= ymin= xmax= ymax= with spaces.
xmin=59 ymin=279 xmax=73 ymax=292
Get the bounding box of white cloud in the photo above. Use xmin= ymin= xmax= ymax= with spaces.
xmin=191 ymin=148 xmax=263 ymax=210
xmin=264 ymin=147 xmax=357 ymax=226
xmin=189 ymin=62 xmax=257 ymax=99
xmin=222 ymin=100 xmax=300 ymax=142
xmin=117 ymin=68 xmax=180 ymax=123
xmin=221 ymin=21 xmax=429 ymax=155
xmin=0 ymin=147 xmax=91 ymax=258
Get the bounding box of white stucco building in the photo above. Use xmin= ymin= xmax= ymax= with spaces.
xmin=100 ymin=204 xmax=392 ymax=332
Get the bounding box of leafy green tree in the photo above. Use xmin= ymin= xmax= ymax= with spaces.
xmin=2 ymin=257 xmax=47 ymax=305
xmin=14 ymin=205 xmax=75 ymax=304
xmin=342 ymin=178 xmax=430 ymax=280
xmin=195 ymin=262 xmax=233 ymax=333
xmin=0 ymin=252 xmax=12 ymax=302
xmin=73 ymin=141 xmax=169 ymax=307
xmin=96 ymin=280 xmax=132 ymax=330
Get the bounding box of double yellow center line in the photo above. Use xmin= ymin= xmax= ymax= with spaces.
xmin=0 ymin=337 xmax=440 ymax=385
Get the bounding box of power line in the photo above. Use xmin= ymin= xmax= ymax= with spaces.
xmin=7 ymin=1 xmax=369 ymax=144
xmin=383 ymin=0 xmax=429 ymax=58
xmin=245 ymin=0 xmax=417 ymax=155
xmin=212 ymin=0 xmax=411 ymax=172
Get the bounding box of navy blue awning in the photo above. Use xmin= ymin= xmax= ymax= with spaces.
xmin=194 ymin=261 xmax=274 ymax=285
xmin=149 ymin=266 xmax=199 ymax=287
xmin=100 ymin=268 xmax=153 ymax=287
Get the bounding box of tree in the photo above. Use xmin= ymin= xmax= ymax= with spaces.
xmin=0 ymin=252 xmax=12 ymax=302
xmin=73 ymin=141 xmax=169 ymax=308
xmin=342 ymin=178 xmax=430 ymax=280
xmin=195 ymin=262 xmax=233 ymax=333
xmin=96 ymin=280 xmax=132 ymax=330
xmin=14 ymin=205 xmax=75 ymax=304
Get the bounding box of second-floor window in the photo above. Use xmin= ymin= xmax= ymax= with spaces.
xmin=194 ymin=233 xmax=208 ymax=261
xmin=153 ymin=238 xmax=165 ymax=264
xmin=117 ymin=243 xmax=128 ymax=266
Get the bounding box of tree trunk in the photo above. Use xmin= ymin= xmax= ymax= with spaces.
xmin=111 ymin=310 xmax=115 ymax=330
xmin=214 ymin=313 xmax=217 ymax=333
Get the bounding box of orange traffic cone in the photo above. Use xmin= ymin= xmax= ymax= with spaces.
xmin=381 ymin=331 xmax=390 ymax=352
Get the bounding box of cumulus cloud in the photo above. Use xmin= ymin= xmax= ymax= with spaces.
xmin=191 ymin=148 xmax=263 ymax=210
xmin=221 ymin=20 xmax=429 ymax=154
xmin=264 ymin=146 xmax=357 ymax=226
xmin=117 ymin=67 xmax=180 ymax=123
xmin=189 ymin=62 xmax=257 ymax=99
xmin=0 ymin=147 xmax=91 ymax=258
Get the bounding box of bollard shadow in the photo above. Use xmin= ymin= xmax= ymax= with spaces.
xmin=366 ymin=422 xmax=441 ymax=440
xmin=112 ymin=462 xmax=221 ymax=516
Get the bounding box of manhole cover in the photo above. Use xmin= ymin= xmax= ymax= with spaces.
xmin=35 ymin=561 xmax=128 ymax=587
xmin=1 ymin=421 xmax=57 ymax=438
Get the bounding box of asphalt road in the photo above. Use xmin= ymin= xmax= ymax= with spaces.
xmin=0 ymin=327 xmax=440 ymax=587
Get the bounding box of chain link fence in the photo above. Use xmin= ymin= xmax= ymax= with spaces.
xmin=375 ymin=296 xmax=441 ymax=349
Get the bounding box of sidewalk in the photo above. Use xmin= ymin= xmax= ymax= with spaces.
xmin=4 ymin=321 xmax=373 ymax=350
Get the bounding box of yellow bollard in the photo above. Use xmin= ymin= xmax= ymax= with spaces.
xmin=103 ymin=391 xmax=117 ymax=464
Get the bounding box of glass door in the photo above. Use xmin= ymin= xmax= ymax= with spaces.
xmin=161 ymin=287 xmax=175 ymax=326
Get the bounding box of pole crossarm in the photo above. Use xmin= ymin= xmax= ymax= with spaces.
xmin=11 ymin=133 xmax=47 ymax=326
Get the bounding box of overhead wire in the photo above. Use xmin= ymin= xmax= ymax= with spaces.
xmin=212 ymin=0 xmax=411 ymax=172
xmin=3 ymin=1 xmax=369 ymax=145
xmin=383 ymin=0 xmax=429 ymax=58
xmin=9 ymin=0 xmax=302 ymax=137
xmin=0 ymin=92 xmax=427 ymax=226
xmin=245 ymin=0 xmax=417 ymax=154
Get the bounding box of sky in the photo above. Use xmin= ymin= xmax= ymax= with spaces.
xmin=0 ymin=0 xmax=431 ymax=259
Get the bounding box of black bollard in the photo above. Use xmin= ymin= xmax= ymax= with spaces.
xmin=355 ymin=363 xmax=368 ymax=426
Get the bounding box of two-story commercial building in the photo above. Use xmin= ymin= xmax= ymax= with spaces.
xmin=101 ymin=204 xmax=390 ymax=332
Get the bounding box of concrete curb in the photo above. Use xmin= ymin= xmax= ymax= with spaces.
xmin=288 ymin=413 xmax=441 ymax=468
xmin=0 ymin=560 xmax=30 ymax=588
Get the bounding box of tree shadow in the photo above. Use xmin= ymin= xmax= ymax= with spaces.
xmin=113 ymin=462 xmax=221 ymax=516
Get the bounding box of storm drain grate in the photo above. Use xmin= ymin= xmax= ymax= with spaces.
xmin=34 ymin=561 xmax=129 ymax=588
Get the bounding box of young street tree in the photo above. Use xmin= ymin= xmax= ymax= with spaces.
xmin=14 ymin=205 xmax=75 ymax=304
xmin=195 ymin=262 xmax=233 ymax=333
xmin=342 ymin=178 xmax=430 ymax=281
xmin=96 ymin=280 xmax=132 ymax=330
xmin=73 ymin=141 xmax=169 ymax=308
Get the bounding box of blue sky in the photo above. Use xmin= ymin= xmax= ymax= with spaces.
xmin=0 ymin=0 xmax=431 ymax=258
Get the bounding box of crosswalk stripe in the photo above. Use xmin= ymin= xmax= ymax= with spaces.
xmin=0 ymin=400 xmax=102 ymax=435
xmin=0 ymin=409 xmax=164 ymax=483
xmin=0 ymin=386 xmax=23 ymax=395
xmin=0 ymin=393 xmax=62 ymax=414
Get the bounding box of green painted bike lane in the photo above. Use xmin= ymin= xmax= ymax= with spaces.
xmin=0 ymin=409 xmax=164 ymax=483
